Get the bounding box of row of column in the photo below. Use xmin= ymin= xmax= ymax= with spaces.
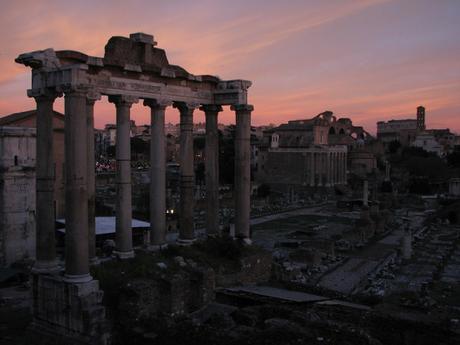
xmin=32 ymin=86 xmax=253 ymax=282
xmin=308 ymin=151 xmax=347 ymax=187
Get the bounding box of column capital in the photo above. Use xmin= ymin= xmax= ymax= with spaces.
xmin=173 ymin=101 xmax=200 ymax=113
xmin=200 ymin=104 xmax=223 ymax=113
xmin=231 ymin=104 xmax=254 ymax=113
xmin=61 ymin=84 xmax=92 ymax=96
xmin=28 ymin=88 xmax=62 ymax=102
xmin=143 ymin=98 xmax=172 ymax=110
xmin=86 ymin=89 xmax=101 ymax=105
xmin=108 ymin=94 xmax=139 ymax=107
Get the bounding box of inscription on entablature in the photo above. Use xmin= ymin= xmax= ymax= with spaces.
xmin=92 ymin=78 xmax=162 ymax=93
xmin=214 ymin=93 xmax=239 ymax=102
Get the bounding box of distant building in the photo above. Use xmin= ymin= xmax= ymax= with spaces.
xmin=377 ymin=106 xmax=425 ymax=146
xmin=255 ymin=111 xmax=363 ymax=194
xmin=0 ymin=127 xmax=36 ymax=266
xmin=0 ymin=110 xmax=65 ymax=217
xmin=411 ymin=132 xmax=443 ymax=156
xmin=426 ymin=128 xmax=458 ymax=153
xmin=103 ymin=120 xmax=137 ymax=146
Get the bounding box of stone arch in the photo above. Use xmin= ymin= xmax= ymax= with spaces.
xmin=329 ymin=127 xmax=336 ymax=135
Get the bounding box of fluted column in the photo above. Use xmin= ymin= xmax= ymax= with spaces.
xmin=144 ymin=99 xmax=170 ymax=249
xmin=201 ymin=104 xmax=223 ymax=237
xmin=175 ymin=102 xmax=197 ymax=244
xmin=31 ymin=89 xmax=61 ymax=273
xmin=63 ymin=86 xmax=91 ymax=282
xmin=231 ymin=104 xmax=253 ymax=243
xmin=109 ymin=95 xmax=138 ymax=258
xmin=86 ymin=91 xmax=100 ymax=263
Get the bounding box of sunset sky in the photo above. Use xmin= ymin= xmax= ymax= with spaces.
xmin=0 ymin=0 xmax=459 ymax=134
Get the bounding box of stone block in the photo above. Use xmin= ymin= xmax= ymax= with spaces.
xmin=129 ymin=32 xmax=155 ymax=45
xmin=31 ymin=273 xmax=109 ymax=345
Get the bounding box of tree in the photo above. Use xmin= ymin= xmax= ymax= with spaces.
xmin=387 ymin=140 xmax=401 ymax=154
xmin=447 ymin=148 xmax=460 ymax=168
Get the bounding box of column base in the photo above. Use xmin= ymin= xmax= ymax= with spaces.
xmin=113 ymin=250 xmax=135 ymax=259
xmin=63 ymin=273 xmax=93 ymax=284
xmin=31 ymin=273 xmax=108 ymax=345
xmin=147 ymin=243 xmax=168 ymax=252
xmin=176 ymin=238 xmax=196 ymax=246
xmin=31 ymin=260 xmax=61 ymax=274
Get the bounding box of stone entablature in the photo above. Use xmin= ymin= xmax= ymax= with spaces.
xmin=16 ymin=33 xmax=250 ymax=106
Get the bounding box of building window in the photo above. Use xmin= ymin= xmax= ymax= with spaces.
xmin=14 ymin=155 xmax=18 ymax=166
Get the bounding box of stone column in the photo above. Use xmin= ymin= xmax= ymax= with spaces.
xmin=231 ymin=104 xmax=253 ymax=243
xmin=339 ymin=152 xmax=343 ymax=184
xmin=316 ymin=152 xmax=322 ymax=186
xmin=63 ymin=86 xmax=91 ymax=282
xmin=310 ymin=151 xmax=315 ymax=186
xmin=363 ymin=179 xmax=369 ymax=207
xmin=201 ymin=104 xmax=223 ymax=237
xmin=322 ymin=153 xmax=327 ymax=186
xmin=86 ymin=91 xmax=100 ymax=263
xmin=31 ymin=89 xmax=61 ymax=272
xmin=109 ymin=95 xmax=138 ymax=258
xmin=344 ymin=152 xmax=347 ymax=184
xmin=326 ymin=152 xmax=331 ymax=187
xmin=175 ymin=102 xmax=197 ymax=245
xmin=144 ymin=99 xmax=170 ymax=250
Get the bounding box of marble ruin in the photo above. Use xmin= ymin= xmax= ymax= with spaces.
xmin=15 ymin=32 xmax=253 ymax=343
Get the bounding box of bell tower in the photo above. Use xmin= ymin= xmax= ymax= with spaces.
xmin=416 ymin=106 xmax=425 ymax=131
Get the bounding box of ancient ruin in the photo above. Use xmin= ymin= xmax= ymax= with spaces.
xmin=15 ymin=32 xmax=253 ymax=343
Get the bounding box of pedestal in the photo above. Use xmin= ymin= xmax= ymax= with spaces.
xmin=31 ymin=273 xmax=109 ymax=345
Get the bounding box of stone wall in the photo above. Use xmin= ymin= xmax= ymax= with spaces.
xmin=0 ymin=127 xmax=36 ymax=266
xmin=215 ymin=251 xmax=272 ymax=287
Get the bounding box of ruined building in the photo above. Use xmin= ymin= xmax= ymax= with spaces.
xmin=0 ymin=110 xmax=66 ymax=218
xmin=377 ymin=106 xmax=426 ymax=145
xmin=15 ymin=32 xmax=253 ymax=343
xmin=255 ymin=111 xmax=371 ymax=194
xmin=0 ymin=127 xmax=36 ymax=266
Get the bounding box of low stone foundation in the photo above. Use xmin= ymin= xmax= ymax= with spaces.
xmin=31 ymin=272 xmax=108 ymax=345
xmin=216 ymin=251 xmax=272 ymax=287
